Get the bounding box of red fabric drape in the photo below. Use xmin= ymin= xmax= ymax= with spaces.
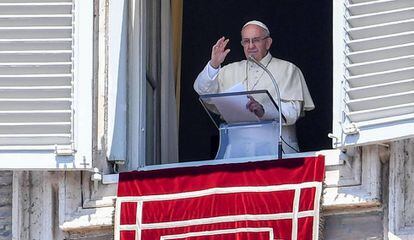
xmin=116 ymin=156 xmax=325 ymax=240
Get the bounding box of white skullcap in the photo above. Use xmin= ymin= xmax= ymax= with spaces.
xmin=242 ymin=20 xmax=270 ymax=35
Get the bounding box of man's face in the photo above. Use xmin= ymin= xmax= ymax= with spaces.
xmin=241 ymin=25 xmax=272 ymax=61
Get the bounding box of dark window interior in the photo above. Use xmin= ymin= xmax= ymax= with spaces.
xmin=179 ymin=0 xmax=333 ymax=162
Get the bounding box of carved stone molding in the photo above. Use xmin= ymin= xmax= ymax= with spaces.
xmin=323 ymin=145 xmax=383 ymax=212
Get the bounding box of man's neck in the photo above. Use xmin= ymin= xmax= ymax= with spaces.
xmin=247 ymin=52 xmax=272 ymax=66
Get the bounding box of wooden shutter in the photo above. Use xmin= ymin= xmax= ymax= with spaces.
xmin=333 ymin=0 xmax=414 ymax=147
xmin=0 ymin=0 xmax=92 ymax=169
xmin=107 ymin=0 xmax=127 ymax=163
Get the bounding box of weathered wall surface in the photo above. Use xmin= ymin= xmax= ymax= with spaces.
xmin=9 ymin=140 xmax=414 ymax=240
xmin=324 ymin=211 xmax=384 ymax=239
xmin=67 ymin=229 xmax=113 ymax=240
xmin=0 ymin=171 xmax=12 ymax=240
xmin=388 ymin=138 xmax=414 ymax=239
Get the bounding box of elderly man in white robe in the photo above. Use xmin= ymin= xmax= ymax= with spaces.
xmin=194 ymin=20 xmax=315 ymax=153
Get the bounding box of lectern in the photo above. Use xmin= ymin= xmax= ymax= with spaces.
xmin=199 ymin=90 xmax=286 ymax=160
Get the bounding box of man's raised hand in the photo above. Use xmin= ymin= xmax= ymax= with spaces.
xmin=210 ymin=37 xmax=231 ymax=69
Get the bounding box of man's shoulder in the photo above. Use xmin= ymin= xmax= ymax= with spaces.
xmin=271 ymin=57 xmax=298 ymax=68
xmin=221 ymin=60 xmax=247 ymax=71
xmin=270 ymin=57 xmax=303 ymax=75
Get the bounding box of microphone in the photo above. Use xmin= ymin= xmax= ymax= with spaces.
xmin=248 ymin=55 xmax=283 ymax=159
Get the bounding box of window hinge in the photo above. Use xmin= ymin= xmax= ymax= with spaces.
xmin=54 ymin=144 xmax=76 ymax=156
xmin=342 ymin=122 xmax=359 ymax=135
xmin=91 ymin=168 xmax=102 ymax=189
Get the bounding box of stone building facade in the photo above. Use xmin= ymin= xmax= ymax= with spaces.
xmin=1 ymin=0 xmax=413 ymax=239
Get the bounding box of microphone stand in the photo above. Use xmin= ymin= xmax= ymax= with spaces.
xmin=248 ymin=56 xmax=283 ymax=159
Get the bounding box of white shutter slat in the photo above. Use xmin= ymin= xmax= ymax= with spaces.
xmin=347 ymin=103 xmax=414 ymax=123
xmin=0 ymin=39 xmax=72 ymax=50
xmin=347 ymin=91 xmax=414 ymax=111
xmin=0 ymin=134 xmax=70 ymax=145
xmin=348 ymin=31 xmax=414 ymax=51
xmin=347 ymin=66 xmax=414 ymax=88
xmin=0 ymin=110 xmax=71 ymax=122
xmin=347 ymin=43 xmax=414 ymax=63
xmin=0 ymin=64 xmax=71 ymax=74
xmin=0 ymin=3 xmax=72 ymax=15
xmin=0 ymin=15 xmax=72 ymax=27
xmin=0 ymin=86 xmax=71 ymax=98
xmin=347 ymin=55 xmax=414 ymax=75
xmin=348 ymin=19 xmax=414 ymax=40
xmin=351 ymin=112 xmax=414 ymax=128
xmin=0 ymin=51 xmax=71 ymax=62
xmin=347 ymin=79 xmax=414 ymax=99
xmin=0 ymin=122 xmax=70 ymax=134
xmin=0 ymin=62 xmax=71 ymax=65
xmin=347 ymin=0 xmax=414 ymax=16
xmin=0 ymin=27 xmax=71 ymax=39
xmin=0 ymin=99 xmax=71 ymax=111
xmin=0 ymin=74 xmax=71 ymax=86
xmin=350 ymin=0 xmax=377 ymax=4
xmin=0 ymin=0 xmax=71 ymax=2
xmin=348 ymin=7 xmax=414 ymax=27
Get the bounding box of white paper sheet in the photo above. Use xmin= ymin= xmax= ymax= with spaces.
xmin=210 ymin=83 xmax=259 ymax=123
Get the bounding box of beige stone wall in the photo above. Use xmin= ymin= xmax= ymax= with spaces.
xmin=0 ymin=171 xmax=12 ymax=240
xmin=324 ymin=211 xmax=384 ymax=239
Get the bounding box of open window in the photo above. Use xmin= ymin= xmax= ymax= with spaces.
xmin=109 ymin=0 xmax=414 ymax=171
xmin=179 ymin=0 xmax=333 ymax=161
xmin=111 ymin=0 xmax=333 ymax=169
xmin=179 ymin=0 xmax=414 ymax=161
xmin=0 ymin=0 xmax=93 ymax=170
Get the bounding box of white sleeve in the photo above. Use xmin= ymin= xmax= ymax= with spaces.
xmin=280 ymin=100 xmax=302 ymax=125
xmin=262 ymin=100 xmax=301 ymax=126
xmin=193 ymin=61 xmax=220 ymax=95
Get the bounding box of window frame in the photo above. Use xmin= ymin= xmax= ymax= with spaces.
xmin=125 ymin=0 xmax=414 ymax=171
xmin=103 ymin=0 xmax=384 ymax=218
xmin=332 ymin=0 xmax=348 ymax=149
xmin=127 ymin=0 xmax=147 ymax=170
xmin=125 ymin=0 xmax=179 ymax=170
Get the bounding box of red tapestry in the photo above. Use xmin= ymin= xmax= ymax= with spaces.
xmin=115 ymin=156 xmax=325 ymax=240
